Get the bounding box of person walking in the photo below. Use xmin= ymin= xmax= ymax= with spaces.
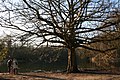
xmin=7 ymin=58 xmax=13 ymax=74
xmin=12 ymin=58 xmax=19 ymax=74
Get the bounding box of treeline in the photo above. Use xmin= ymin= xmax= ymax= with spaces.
xmin=0 ymin=33 xmax=120 ymax=72
xmin=1 ymin=45 xmax=120 ymax=72
xmin=0 ymin=46 xmax=68 ymax=72
xmin=11 ymin=45 xmax=120 ymax=69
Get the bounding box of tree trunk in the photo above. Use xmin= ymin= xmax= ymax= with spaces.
xmin=67 ymin=48 xmax=79 ymax=73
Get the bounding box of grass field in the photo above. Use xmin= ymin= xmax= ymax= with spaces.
xmin=0 ymin=72 xmax=120 ymax=80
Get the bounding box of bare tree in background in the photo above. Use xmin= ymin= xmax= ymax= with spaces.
xmin=0 ymin=0 xmax=120 ymax=73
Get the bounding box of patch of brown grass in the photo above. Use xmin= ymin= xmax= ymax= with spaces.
xmin=0 ymin=72 xmax=120 ymax=80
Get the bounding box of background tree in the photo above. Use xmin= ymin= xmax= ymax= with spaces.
xmin=83 ymin=11 xmax=120 ymax=69
xmin=0 ymin=36 xmax=9 ymax=62
xmin=0 ymin=0 xmax=120 ymax=73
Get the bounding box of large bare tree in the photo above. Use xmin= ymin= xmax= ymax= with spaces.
xmin=0 ymin=0 xmax=120 ymax=72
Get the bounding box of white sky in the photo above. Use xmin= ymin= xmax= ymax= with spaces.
xmin=0 ymin=27 xmax=11 ymax=36
xmin=0 ymin=0 xmax=119 ymax=37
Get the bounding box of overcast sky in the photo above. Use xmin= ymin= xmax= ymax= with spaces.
xmin=0 ymin=27 xmax=10 ymax=36
xmin=0 ymin=0 xmax=119 ymax=37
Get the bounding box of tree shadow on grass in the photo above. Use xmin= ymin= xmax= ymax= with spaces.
xmin=18 ymin=73 xmax=65 ymax=80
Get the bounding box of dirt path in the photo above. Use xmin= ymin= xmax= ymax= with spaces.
xmin=0 ymin=72 xmax=120 ymax=80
